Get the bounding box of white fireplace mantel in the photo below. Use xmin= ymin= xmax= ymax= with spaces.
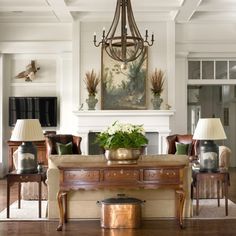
xmin=73 ymin=110 xmax=175 ymax=155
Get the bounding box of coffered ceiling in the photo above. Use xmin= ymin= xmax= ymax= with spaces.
xmin=0 ymin=0 xmax=235 ymax=23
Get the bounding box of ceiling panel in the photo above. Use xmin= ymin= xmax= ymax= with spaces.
xmin=0 ymin=0 xmax=49 ymax=7
xmin=191 ymin=11 xmax=236 ymax=22
xmin=0 ymin=11 xmax=57 ymax=23
xmin=0 ymin=0 xmax=235 ymax=23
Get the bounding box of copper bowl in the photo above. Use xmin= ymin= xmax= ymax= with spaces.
xmin=105 ymin=147 xmax=144 ymax=165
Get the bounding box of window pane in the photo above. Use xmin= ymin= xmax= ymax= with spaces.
xmin=216 ymin=61 xmax=227 ymax=79
xmin=202 ymin=61 xmax=214 ymax=79
xmin=188 ymin=61 xmax=200 ymax=80
xmin=229 ymin=61 xmax=236 ymax=79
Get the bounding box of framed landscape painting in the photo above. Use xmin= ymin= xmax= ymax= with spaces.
xmin=101 ymin=47 xmax=148 ymax=110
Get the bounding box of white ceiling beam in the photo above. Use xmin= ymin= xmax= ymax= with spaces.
xmin=0 ymin=7 xmax=52 ymax=12
xmin=68 ymin=6 xmax=179 ymax=13
xmin=46 ymin=0 xmax=73 ymax=22
xmin=198 ymin=6 xmax=236 ymax=12
xmin=175 ymin=0 xmax=202 ymax=23
xmin=73 ymin=12 xmax=176 ymax=22
xmin=66 ymin=0 xmax=182 ymax=8
xmin=2 ymin=0 xmax=236 ymax=24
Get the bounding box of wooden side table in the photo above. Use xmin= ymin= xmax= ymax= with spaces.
xmin=192 ymin=170 xmax=230 ymax=216
xmin=6 ymin=169 xmax=47 ymax=218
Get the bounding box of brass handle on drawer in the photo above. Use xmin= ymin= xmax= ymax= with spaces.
xmin=20 ymin=176 xmax=28 ymax=180
xmin=120 ymin=169 xmax=124 ymax=174
xmin=165 ymin=171 xmax=176 ymax=176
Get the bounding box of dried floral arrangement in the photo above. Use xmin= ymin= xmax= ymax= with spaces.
xmin=150 ymin=69 xmax=165 ymax=96
xmin=84 ymin=69 xmax=100 ymax=96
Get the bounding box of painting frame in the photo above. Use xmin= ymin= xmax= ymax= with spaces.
xmin=101 ymin=46 xmax=148 ymax=110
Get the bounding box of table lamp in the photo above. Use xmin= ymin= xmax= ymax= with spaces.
xmin=10 ymin=119 xmax=45 ymax=173
xmin=193 ymin=118 xmax=226 ymax=172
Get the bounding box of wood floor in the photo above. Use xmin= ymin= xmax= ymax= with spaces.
xmin=0 ymin=168 xmax=236 ymax=236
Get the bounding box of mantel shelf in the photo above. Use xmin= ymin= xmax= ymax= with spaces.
xmin=73 ymin=110 xmax=175 ymax=117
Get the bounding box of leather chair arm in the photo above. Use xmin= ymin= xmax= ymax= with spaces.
xmin=72 ymin=136 xmax=82 ymax=154
xmin=166 ymin=135 xmax=177 ymax=154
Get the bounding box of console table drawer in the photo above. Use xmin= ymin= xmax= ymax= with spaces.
xmin=64 ymin=170 xmax=100 ymax=182
xmin=104 ymin=169 xmax=140 ymax=181
xmin=143 ymin=169 xmax=179 ymax=182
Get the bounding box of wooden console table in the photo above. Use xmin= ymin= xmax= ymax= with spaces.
xmin=56 ymin=161 xmax=186 ymax=231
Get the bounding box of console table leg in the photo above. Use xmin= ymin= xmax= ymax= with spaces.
xmin=64 ymin=193 xmax=68 ymax=223
xmin=224 ymin=176 xmax=229 ymax=216
xmin=196 ymin=180 xmax=199 ymax=216
xmin=7 ymin=178 xmax=10 ymax=218
xmin=217 ymin=180 xmax=220 ymax=207
xmin=57 ymin=190 xmax=64 ymax=231
xmin=18 ymin=182 xmax=21 ymax=209
xmin=175 ymin=189 xmax=185 ymax=228
xmin=38 ymin=181 xmax=42 ymax=218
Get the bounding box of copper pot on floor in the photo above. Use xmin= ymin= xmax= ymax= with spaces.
xmin=98 ymin=195 xmax=143 ymax=229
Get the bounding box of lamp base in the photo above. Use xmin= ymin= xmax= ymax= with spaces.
xmin=17 ymin=142 xmax=38 ymax=174
xmin=199 ymin=140 xmax=219 ymax=173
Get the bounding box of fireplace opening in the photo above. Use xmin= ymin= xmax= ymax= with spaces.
xmin=88 ymin=132 xmax=159 ymax=155
xmin=88 ymin=132 xmax=105 ymax=155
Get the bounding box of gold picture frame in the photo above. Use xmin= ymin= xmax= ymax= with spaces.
xmin=101 ymin=47 xmax=148 ymax=110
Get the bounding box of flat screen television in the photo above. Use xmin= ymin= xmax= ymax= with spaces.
xmin=9 ymin=97 xmax=57 ymax=127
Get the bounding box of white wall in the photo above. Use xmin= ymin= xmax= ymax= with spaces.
xmin=58 ymin=53 xmax=75 ymax=134
xmin=0 ymin=54 xmax=11 ymax=177
xmin=0 ymin=53 xmax=3 ymax=177
xmin=0 ymin=23 xmax=72 ymax=41
xmin=176 ymin=23 xmax=236 ymax=54
xmin=173 ymin=56 xmax=188 ymax=134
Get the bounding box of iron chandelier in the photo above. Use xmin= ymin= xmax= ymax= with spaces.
xmin=93 ymin=0 xmax=154 ymax=65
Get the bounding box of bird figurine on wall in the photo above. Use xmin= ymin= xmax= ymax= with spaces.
xmin=15 ymin=60 xmax=40 ymax=82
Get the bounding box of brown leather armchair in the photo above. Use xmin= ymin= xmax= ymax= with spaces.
xmin=166 ymin=134 xmax=198 ymax=157
xmin=45 ymin=134 xmax=82 ymax=159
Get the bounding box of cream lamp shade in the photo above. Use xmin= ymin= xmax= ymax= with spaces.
xmin=193 ymin=118 xmax=226 ymax=140
xmin=10 ymin=119 xmax=44 ymax=141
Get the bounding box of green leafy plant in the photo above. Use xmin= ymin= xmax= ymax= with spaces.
xmin=150 ymin=68 xmax=165 ymax=96
xmin=84 ymin=69 xmax=100 ymax=96
xmin=96 ymin=121 xmax=148 ymax=149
